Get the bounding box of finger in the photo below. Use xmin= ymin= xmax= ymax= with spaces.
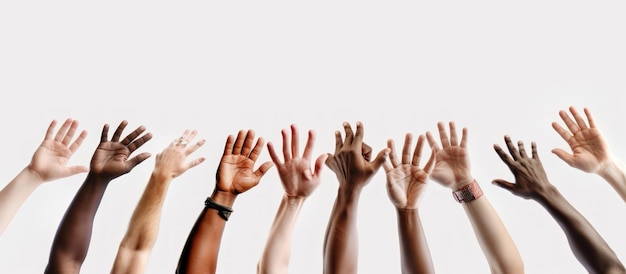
xmin=449 ymin=121 xmax=459 ymax=147
xmin=493 ymin=143 xmax=514 ymax=165
xmin=343 ymin=122 xmax=354 ymax=146
xmin=187 ymin=139 xmax=206 ymax=154
xmin=353 ymin=121 xmax=364 ymax=148
xmin=362 ymin=142 xmax=372 ymax=162
xmin=127 ymin=132 xmax=153 ymax=152
xmin=121 ymin=126 xmax=146 ymax=146
xmin=383 ymin=158 xmax=393 ymax=173
xmin=112 ymin=120 xmax=129 ymax=143
xmin=437 ymin=122 xmax=450 ymax=148
xmin=460 ymin=127 xmax=468 ymax=148
xmin=569 ymin=106 xmax=589 ymax=130
xmin=584 ymin=108 xmax=597 ymax=128
xmin=559 ymin=109 xmax=580 ymax=133
xmin=186 ymin=157 xmax=206 ymax=170
xmin=551 ymin=148 xmax=575 ymax=167
xmin=223 ymin=135 xmax=235 ymax=156
xmin=44 ymin=120 xmax=58 ymax=141
xmin=254 ymin=161 xmax=274 ymax=178
xmin=267 ymin=141 xmax=283 ymax=165
xmin=531 ymin=141 xmax=540 ymax=160
xmin=387 ymin=139 xmax=400 ymax=168
xmin=54 ymin=119 xmax=73 ymax=142
xmin=425 ymin=131 xmax=439 ymax=151
xmin=371 ymin=148 xmax=390 ymax=170
xmin=518 ymin=140 xmax=528 ymax=158
xmin=249 ymin=137 xmax=265 ymax=161
xmin=302 ymin=130 xmax=315 ymax=161
xmin=281 ymin=128 xmax=292 ymax=161
xmin=334 ymin=130 xmax=343 ymax=155
xmin=69 ymin=130 xmax=88 ymax=153
xmin=313 ymin=154 xmax=327 ymax=177
xmin=401 ymin=133 xmax=412 ymax=165
xmin=504 ymin=135 xmax=520 ymax=161
xmin=128 ymin=152 xmax=152 ymax=169
xmin=423 ymin=149 xmax=436 ymax=174
xmin=291 ymin=124 xmax=300 ymax=159
xmin=412 ymin=134 xmax=425 ymax=166
xmin=492 ymin=179 xmax=516 ymax=193
xmin=66 ymin=165 xmax=89 ymax=176
xmin=232 ymin=130 xmax=247 ymax=155
xmin=100 ymin=123 xmax=110 ymax=142
xmin=241 ymin=130 xmax=256 ymax=157
xmin=61 ymin=120 xmax=79 ymax=146
xmin=324 ymin=153 xmax=335 ymax=168
xmin=551 ymin=122 xmax=573 ymax=142
xmin=185 ymin=129 xmax=198 ymax=143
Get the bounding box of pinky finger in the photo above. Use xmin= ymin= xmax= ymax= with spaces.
xmin=187 ymin=157 xmax=206 ymax=169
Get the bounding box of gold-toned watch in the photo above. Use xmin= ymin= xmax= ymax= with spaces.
xmin=452 ymin=180 xmax=483 ymax=203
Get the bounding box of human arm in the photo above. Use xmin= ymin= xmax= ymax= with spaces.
xmin=176 ymin=130 xmax=273 ymax=274
xmin=323 ymin=122 xmax=388 ymax=274
xmin=493 ymin=135 xmax=625 ymax=274
xmin=426 ymin=122 xmax=523 ymax=274
xmin=383 ymin=133 xmax=435 ymax=274
xmin=44 ymin=120 xmax=152 ymax=274
xmin=0 ymin=119 xmax=88 ymax=236
xmin=111 ymin=130 xmax=206 ymax=274
xmin=257 ymin=124 xmax=327 ymax=274
xmin=552 ymin=106 xmax=626 ymax=202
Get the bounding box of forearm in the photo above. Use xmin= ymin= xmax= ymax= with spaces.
xmin=45 ymin=174 xmax=110 ymax=274
xmin=396 ymin=208 xmax=434 ymax=274
xmin=111 ymin=174 xmax=172 ymax=274
xmin=598 ymin=160 xmax=626 ymax=203
xmin=323 ymin=187 xmax=361 ymax=274
xmin=462 ymin=196 xmax=524 ymax=274
xmin=257 ymin=195 xmax=305 ymax=274
xmin=176 ymin=190 xmax=234 ymax=274
xmin=537 ymin=187 xmax=625 ymax=273
xmin=0 ymin=168 xmax=44 ymax=234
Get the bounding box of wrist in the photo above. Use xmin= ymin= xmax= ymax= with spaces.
xmin=211 ymin=188 xmax=237 ymax=208
xmin=284 ymin=194 xmax=306 ymax=204
xmin=22 ymin=166 xmax=45 ymax=186
xmin=451 ymin=176 xmax=475 ymax=191
xmin=597 ymin=159 xmax=622 ymax=179
xmin=533 ymin=185 xmax=561 ymax=204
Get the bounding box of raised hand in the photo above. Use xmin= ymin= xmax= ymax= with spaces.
xmin=89 ymin=120 xmax=152 ymax=181
xmin=28 ymin=118 xmax=88 ymax=182
xmin=384 ymin=133 xmax=435 ymax=209
xmin=552 ymin=106 xmax=612 ymax=173
xmin=267 ymin=124 xmax=326 ymax=198
xmin=425 ymin=121 xmax=472 ymax=190
xmin=492 ymin=135 xmax=553 ymax=200
xmin=325 ymin=122 xmax=388 ymax=189
xmin=154 ymin=129 xmax=206 ymax=179
xmin=216 ymin=130 xmax=273 ymax=195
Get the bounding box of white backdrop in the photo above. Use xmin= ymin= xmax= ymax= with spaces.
xmin=1 ymin=1 xmax=626 ymax=273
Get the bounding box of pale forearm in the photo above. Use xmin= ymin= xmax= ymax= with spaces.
xmin=0 ymin=168 xmax=44 ymax=234
xmin=598 ymin=160 xmax=626 ymax=203
xmin=323 ymin=187 xmax=361 ymax=274
xmin=258 ymin=195 xmax=305 ymax=274
xmin=463 ymin=196 xmax=524 ymax=274
xmin=537 ymin=187 xmax=625 ymax=274
xmin=120 ymin=173 xmax=171 ymax=251
xmin=396 ymin=208 xmax=434 ymax=274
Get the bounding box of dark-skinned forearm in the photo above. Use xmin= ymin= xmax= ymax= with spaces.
xmin=45 ymin=173 xmax=110 ymax=274
xmin=536 ymin=186 xmax=625 ymax=274
xmin=396 ymin=208 xmax=434 ymax=274
xmin=176 ymin=190 xmax=235 ymax=274
xmin=323 ymin=187 xmax=362 ymax=274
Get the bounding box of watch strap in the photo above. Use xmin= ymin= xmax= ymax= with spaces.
xmin=452 ymin=180 xmax=483 ymax=204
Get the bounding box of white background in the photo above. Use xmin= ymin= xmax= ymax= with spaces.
xmin=1 ymin=1 xmax=626 ymax=273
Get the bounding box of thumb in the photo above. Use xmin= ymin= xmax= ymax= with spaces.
xmin=314 ymin=154 xmax=328 ymax=176
xmin=371 ymin=148 xmax=390 ymax=170
xmin=491 ymin=179 xmax=516 ymax=193
xmin=551 ymin=148 xmax=575 ymax=167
